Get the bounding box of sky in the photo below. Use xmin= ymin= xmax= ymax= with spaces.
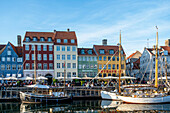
xmin=0 ymin=0 xmax=170 ymax=56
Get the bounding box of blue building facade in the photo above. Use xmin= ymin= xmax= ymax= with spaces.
xmin=0 ymin=42 xmax=23 ymax=78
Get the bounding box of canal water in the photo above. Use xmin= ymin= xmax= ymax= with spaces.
xmin=0 ymin=100 xmax=170 ymax=112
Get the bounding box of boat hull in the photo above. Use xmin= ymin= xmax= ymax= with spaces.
xmin=118 ymin=95 xmax=170 ymax=104
xmin=101 ymin=91 xmax=120 ymax=101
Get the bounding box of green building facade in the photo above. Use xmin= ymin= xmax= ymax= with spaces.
xmin=78 ymin=48 xmax=98 ymax=78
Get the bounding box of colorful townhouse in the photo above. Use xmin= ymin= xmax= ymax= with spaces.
xmin=93 ymin=39 xmax=126 ymax=77
xmin=0 ymin=41 xmax=23 ymax=78
xmin=23 ymin=31 xmax=54 ymax=84
xmin=78 ymin=48 xmax=98 ymax=77
xmin=54 ymin=29 xmax=78 ymax=79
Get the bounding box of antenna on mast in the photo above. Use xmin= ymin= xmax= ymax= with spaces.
xmin=147 ymin=38 xmax=149 ymax=48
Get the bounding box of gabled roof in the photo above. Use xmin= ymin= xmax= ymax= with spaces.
xmin=126 ymin=51 xmax=141 ymax=60
xmin=145 ymin=48 xmax=162 ymax=55
xmin=160 ymin=46 xmax=170 ymax=55
xmin=15 ymin=46 xmax=23 ymax=57
xmin=93 ymin=45 xmax=126 ymax=56
xmin=0 ymin=45 xmax=6 ymax=55
xmin=133 ymin=58 xmax=140 ymax=69
xmin=78 ymin=48 xmax=96 ymax=56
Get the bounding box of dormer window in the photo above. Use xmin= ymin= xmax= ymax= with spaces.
xmin=25 ymin=37 xmax=30 ymax=42
xmin=33 ymin=37 xmax=37 ymax=41
xmin=40 ymin=37 xmax=45 ymax=41
xmin=81 ymin=49 xmax=85 ymax=54
xmin=48 ymin=37 xmax=52 ymax=42
xmin=64 ymin=39 xmax=68 ymax=43
xmin=88 ymin=50 xmax=92 ymax=54
xmin=109 ymin=50 xmax=114 ymax=54
xmin=57 ymin=39 xmax=61 ymax=43
xmin=71 ymin=39 xmax=75 ymax=43
xmin=99 ymin=49 xmax=105 ymax=54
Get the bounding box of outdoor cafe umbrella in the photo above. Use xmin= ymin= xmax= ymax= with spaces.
xmin=67 ymin=77 xmax=81 ymax=80
xmin=18 ymin=76 xmax=33 ymax=80
xmin=81 ymin=77 xmax=93 ymax=79
xmin=4 ymin=76 xmax=18 ymax=80
xmin=36 ymin=76 xmax=48 ymax=80
xmin=0 ymin=77 xmax=4 ymax=80
xmin=26 ymin=84 xmax=49 ymax=88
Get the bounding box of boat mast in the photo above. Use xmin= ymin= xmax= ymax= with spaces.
xmin=119 ymin=30 xmax=121 ymax=94
xmin=155 ymin=26 xmax=158 ymax=88
xmin=64 ymin=61 xmax=66 ymax=88
xmin=34 ymin=45 xmax=36 ymax=84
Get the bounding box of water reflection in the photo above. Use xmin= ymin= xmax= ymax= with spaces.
xmin=0 ymin=100 xmax=170 ymax=112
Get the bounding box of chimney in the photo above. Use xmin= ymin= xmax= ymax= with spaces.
xmin=165 ymin=39 xmax=170 ymax=47
xmin=17 ymin=35 xmax=21 ymax=47
xmin=67 ymin=28 xmax=70 ymax=32
xmin=54 ymin=29 xmax=56 ymax=32
xmin=102 ymin=39 xmax=107 ymax=46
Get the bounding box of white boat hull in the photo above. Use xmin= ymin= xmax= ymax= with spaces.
xmin=101 ymin=91 xmax=120 ymax=100
xmin=118 ymin=95 xmax=170 ymax=104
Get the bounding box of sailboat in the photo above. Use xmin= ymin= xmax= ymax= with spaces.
xmin=20 ymin=45 xmax=72 ymax=103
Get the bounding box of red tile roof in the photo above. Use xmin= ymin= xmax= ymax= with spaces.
xmin=160 ymin=46 xmax=170 ymax=55
xmin=15 ymin=46 xmax=23 ymax=57
xmin=78 ymin=48 xmax=97 ymax=56
xmin=93 ymin=45 xmax=126 ymax=56
xmin=126 ymin=51 xmax=141 ymax=60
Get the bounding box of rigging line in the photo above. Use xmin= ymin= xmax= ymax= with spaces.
xmin=139 ymin=58 xmax=151 ymax=84
xmin=16 ymin=48 xmax=32 ymax=77
xmin=88 ymin=50 xmax=119 ymax=85
xmin=149 ymin=58 xmax=153 ymax=85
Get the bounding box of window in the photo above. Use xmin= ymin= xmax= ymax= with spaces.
xmin=25 ymin=45 xmax=29 ymax=51
xmin=62 ymin=55 xmax=65 ymax=60
xmin=86 ymin=57 xmax=89 ymax=61
xmin=7 ymin=57 xmax=10 ymax=62
xmin=90 ymin=64 xmax=93 ymax=68
xmin=67 ymin=72 xmax=71 ymax=77
xmin=67 ymin=63 xmax=71 ymax=68
xmin=33 ymin=37 xmax=37 ymax=41
xmin=112 ymin=57 xmax=115 ymax=61
xmin=57 ymin=72 xmax=60 ymax=77
xmin=12 ymin=57 xmax=16 ymax=62
xmin=80 ymin=49 xmax=85 ymax=54
xmin=49 ymin=54 xmax=53 ymax=60
xmin=108 ymin=57 xmax=111 ymax=61
xmin=48 ymin=37 xmax=52 ymax=42
xmin=57 ymin=39 xmax=61 ymax=43
xmin=44 ymin=64 xmax=47 ymax=69
xmin=104 ymin=64 xmax=106 ymax=69
xmin=62 ymin=72 xmax=64 ymax=77
xmin=72 ymin=55 xmax=76 ymax=60
xmin=79 ymin=64 xmax=81 ymax=69
xmin=78 ymin=57 xmax=81 ymax=61
xmin=99 ymin=49 xmax=105 ymax=54
xmin=25 ymin=37 xmax=30 ymax=42
xmin=72 ymin=72 xmax=76 ymax=77
xmin=82 ymin=64 xmax=86 ymax=69
xmin=94 ymin=64 xmax=97 ymax=69
xmin=103 ymin=56 xmax=106 ymax=61
xmin=49 ymin=45 xmax=53 ymax=51
xmin=121 ymin=50 xmax=123 ymax=54
xmin=2 ymin=57 xmax=5 ymax=62
xmin=99 ymin=56 xmax=102 ymax=61
xmin=49 ymin=63 xmax=53 ymax=69
xmin=43 ymin=45 xmax=47 ymax=51
xmin=12 ymin=65 xmax=16 ymax=70
xmin=72 ymin=63 xmax=76 ymax=68
xmin=62 ymin=63 xmax=65 ymax=68
xmin=32 ymin=45 xmax=34 ymax=51
xmin=64 ymin=39 xmax=68 ymax=43
xmin=99 ymin=64 xmax=102 ymax=69
xmin=18 ymin=65 xmax=22 ymax=70
xmin=99 ymin=73 xmax=102 ymax=77
xmin=7 ymin=65 xmax=10 ymax=70
xmin=32 ymin=54 xmax=34 ymax=60
xmin=38 ymin=54 xmax=41 ymax=60
xmin=67 ymin=46 xmax=70 ymax=51
xmin=7 ymin=51 xmax=11 ymax=55
xmin=43 ymin=54 xmax=47 ymax=60
xmin=94 ymin=57 xmax=97 ymax=61
xmin=117 ymin=64 xmax=119 ymax=69
xmin=57 ymin=63 xmax=60 ymax=68
xmin=86 ymin=64 xmax=89 ymax=69
xmin=38 ymin=63 xmax=42 ymax=69
xmin=1 ymin=65 xmax=5 ymax=70
xmin=90 ymin=57 xmax=93 ymax=61
xmin=103 ymin=73 xmax=107 ymax=77
xmin=112 ymin=64 xmax=115 ymax=69
xmin=121 ymin=64 xmax=124 ymax=69
xmin=72 ymin=46 xmax=76 ymax=51
xmin=25 ymin=63 xmax=30 ymax=69
xmin=40 ymin=37 xmax=45 ymax=41
xmin=121 ymin=57 xmax=124 ymax=61
xmin=56 ymin=46 xmax=60 ymax=51
xmin=32 ymin=63 xmax=34 ymax=69
xmin=83 ymin=56 xmax=85 ymax=61
xmin=37 ymin=45 xmax=41 ymax=51
xmin=67 ymin=55 xmax=71 ymax=60
xmin=117 ymin=57 xmax=119 ymax=61
xmin=71 ymin=39 xmax=75 ymax=43
xmin=87 ymin=50 xmax=92 ymax=54
xmin=109 ymin=50 xmax=114 ymax=54
xmin=62 ymin=46 xmax=65 ymax=51
xmin=57 ymin=55 xmax=60 ymax=60
xmin=108 ymin=64 xmax=111 ymax=69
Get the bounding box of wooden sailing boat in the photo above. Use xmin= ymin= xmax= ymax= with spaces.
xmin=20 ymin=45 xmax=72 ymax=103
xmin=118 ymin=27 xmax=170 ymax=104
